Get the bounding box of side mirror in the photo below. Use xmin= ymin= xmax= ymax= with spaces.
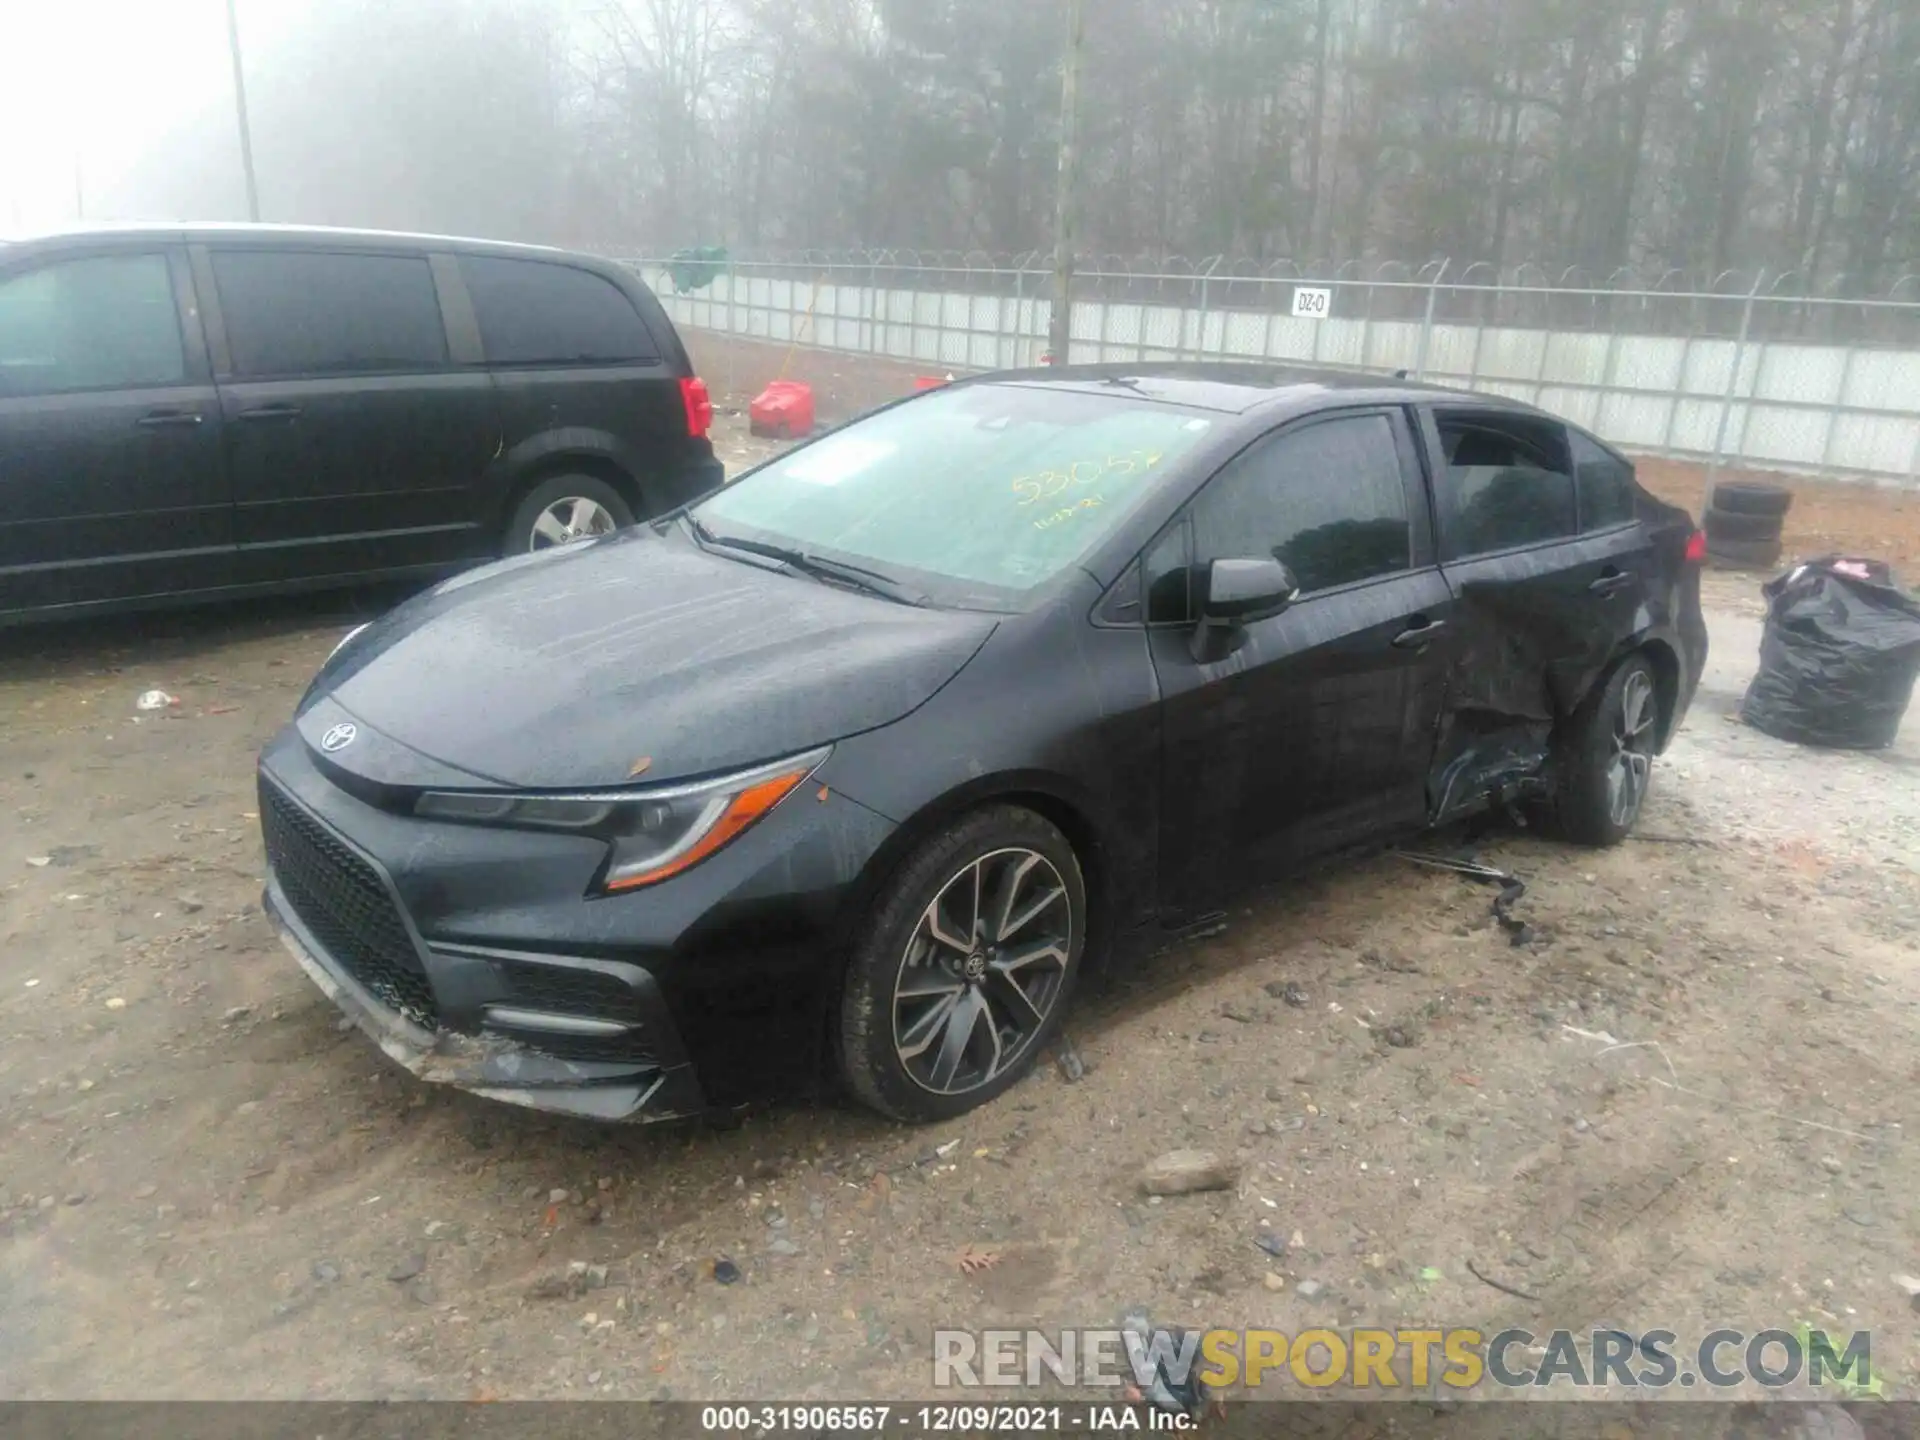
xmin=1202 ymin=556 xmax=1299 ymax=622
xmin=1191 ymin=557 xmax=1299 ymax=662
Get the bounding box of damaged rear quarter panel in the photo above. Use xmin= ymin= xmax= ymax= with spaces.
xmin=1430 ymin=530 xmax=1670 ymax=821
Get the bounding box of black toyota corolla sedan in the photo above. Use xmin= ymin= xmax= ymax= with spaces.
xmin=258 ymin=364 xmax=1707 ymax=1125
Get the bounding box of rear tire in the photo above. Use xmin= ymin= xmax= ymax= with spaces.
xmin=839 ymin=806 xmax=1086 ymax=1124
xmin=1709 ymin=480 xmax=1793 ymax=518
xmin=1538 ymin=654 xmax=1660 ymax=847
xmin=505 ymin=475 xmax=635 ymax=555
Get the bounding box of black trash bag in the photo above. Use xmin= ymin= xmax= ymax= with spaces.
xmin=1741 ymin=555 xmax=1920 ymax=749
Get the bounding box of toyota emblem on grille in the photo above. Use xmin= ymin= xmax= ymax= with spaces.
xmin=320 ymin=722 xmax=359 ymax=753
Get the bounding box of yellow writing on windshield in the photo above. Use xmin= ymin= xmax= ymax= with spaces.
xmin=1032 ymin=495 xmax=1105 ymax=531
xmin=1010 ymin=449 xmax=1164 ymax=506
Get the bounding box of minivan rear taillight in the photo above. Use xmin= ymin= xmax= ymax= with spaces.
xmin=679 ymin=376 xmax=714 ymax=439
xmin=1684 ymin=529 xmax=1707 ymax=564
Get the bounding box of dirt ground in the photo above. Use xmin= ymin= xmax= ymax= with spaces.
xmin=4 ymin=407 xmax=1920 ymax=1419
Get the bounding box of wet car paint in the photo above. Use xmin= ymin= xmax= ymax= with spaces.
xmin=258 ymin=364 xmax=1707 ymax=1119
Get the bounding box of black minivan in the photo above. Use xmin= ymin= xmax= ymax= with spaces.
xmin=0 ymin=224 xmax=722 ymax=624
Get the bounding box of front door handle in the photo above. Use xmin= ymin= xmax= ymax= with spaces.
xmin=1392 ymin=619 xmax=1448 ymax=650
xmin=1589 ymin=568 xmax=1636 ymax=597
xmin=236 ymin=403 xmax=303 ymax=422
xmin=137 ymin=408 xmax=204 ymax=428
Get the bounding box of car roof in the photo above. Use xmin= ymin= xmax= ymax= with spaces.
xmin=0 ymin=221 xmax=590 ymax=264
xmin=970 ymin=362 xmax=1544 ymax=421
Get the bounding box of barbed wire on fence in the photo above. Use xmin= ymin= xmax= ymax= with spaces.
xmin=618 ymin=249 xmax=1920 ymax=348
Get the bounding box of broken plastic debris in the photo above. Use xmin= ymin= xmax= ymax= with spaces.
xmin=136 ymin=690 xmax=178 ymax=711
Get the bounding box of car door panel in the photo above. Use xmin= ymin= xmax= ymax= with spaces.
xmin=198 ymin=245 xmax=500 ymax=586
xmin=0 ymin=247 xmax=233 ymax=617
xmin=1153 ymin=568 xmax=1454 ymax=912
xmin=219 ymin=371 xmax=498 ymax=582
xmin=1147 ymin=408 xmax=1449 ymax=920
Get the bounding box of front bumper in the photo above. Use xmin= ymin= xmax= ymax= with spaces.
xmin=260 ymin=768 xmax=707 ymax=1123
xmin=267 ymin=881 xmax=705 ymax=1121
xmin=255 ymin=720 xmax=898 ymax=1119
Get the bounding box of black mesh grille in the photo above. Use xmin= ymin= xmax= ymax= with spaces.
xmin=503 ymin=1029 xmax=657 ymax=1066
xmin=262 ymin=779 xmax=439 ymax=1030
xmin=500 ymin=964 xmax=645 ymax=1022
xmin=488 ymin=960 xmax=653 ymax=1066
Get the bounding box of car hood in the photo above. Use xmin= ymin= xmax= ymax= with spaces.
xmin=310 ymin=527 xmax=998 ymax=789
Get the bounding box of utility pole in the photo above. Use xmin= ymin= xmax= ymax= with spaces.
xmin=1048 ymin=0 xmax=1085 ymax=366
xmin=226 ymin=0 xmax=261 ymax=222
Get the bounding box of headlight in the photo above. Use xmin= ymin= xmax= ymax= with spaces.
xmin=413 ymin=746 xmax=830 ymax=893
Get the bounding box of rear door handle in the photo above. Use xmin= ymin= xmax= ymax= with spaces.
xmin=1589 ymin=569 xmax=1636 ymax=597
xmin=137 ymin=408 xmax=204 ymax=428
xmin=237 ymin=404 xmax=302 ymax=421
xmin=1391 ymin=619 xmax=1448 ymax=650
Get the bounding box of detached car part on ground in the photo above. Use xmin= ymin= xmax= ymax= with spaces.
xmin=258 ymin=365 xmax=1707 ymax=1125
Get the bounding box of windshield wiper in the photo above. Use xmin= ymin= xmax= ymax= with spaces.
xmin=685 ymin=518 xmax=928 ymax=606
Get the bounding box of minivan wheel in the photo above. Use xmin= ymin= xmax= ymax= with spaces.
xmin=839 ymin=806 xmax=1086 ymax=1124
xmin=1539 ymin=655 xmax=1660 ymax=847
xmin=506 ymin=475 xmax=636 ymax=554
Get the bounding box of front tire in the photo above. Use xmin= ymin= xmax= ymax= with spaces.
xmin=839 ymin=806 xmax=1086 ymax=1124
xmin=506 ymin=474 xmax=635 ymax=555
xmin=1540 ymin=655 xmax=1661 ymax=847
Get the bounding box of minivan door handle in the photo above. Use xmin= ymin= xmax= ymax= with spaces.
xmin=1589 ymin=568 xmax=1636 ymax=597
xmin=236 ymin=403 xmax=302 ymax=422
xmin=137 ymin=408 xmax=204 ymax=428
xmin=1391 ymin=618 xmax=1448 ymax=650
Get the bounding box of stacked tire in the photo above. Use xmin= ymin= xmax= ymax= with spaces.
xmin=1704 ymin=481 xmax=1792 ymax=570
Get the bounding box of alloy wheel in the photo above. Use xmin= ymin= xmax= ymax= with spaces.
xmin=528 ymin=496 xmax=618 ymax=551
xmin=892 ymin=847 xmax=1072 ymax=1096
xmin=1607 ymin=669 xmax=1656 ymax=828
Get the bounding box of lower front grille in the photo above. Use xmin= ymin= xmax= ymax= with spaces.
xmin=261 ymin=779 xmax=440 ymax=1030
xmin=486 ymin=959 xmax=654 ymax=1066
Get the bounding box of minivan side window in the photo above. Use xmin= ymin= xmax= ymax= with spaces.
xmin=1570 ymin=431 xmax=1638 ymax=531
xmin=1434 ymin=411 xmax=1577 ymax=557
xmin=212 ymin=250 xmax=448 ymax=378
xmin=1181 ymin=413 xmax=1413 ymax=612
xmin=460 ymin=257 xmax=659 ymax=365
xmin=0 ymin=254 xmax=184 ymax=397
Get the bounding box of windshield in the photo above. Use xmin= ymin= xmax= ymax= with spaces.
xmin=693 ymin=383 xmax=1218 ymax=608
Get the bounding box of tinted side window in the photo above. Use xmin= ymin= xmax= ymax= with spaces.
xmin=1435 ymin=413 xmax=1577 ymax=556
xmin=212 ymin=250 xmax=447 ymax=377
xmin=0 ymin=254 xmax=184 ymax=397
xmin=1571 ymin=431 xmax=1638 ymax=531
xmin=1190 ymin=414 xmax=1412 ymax=597
xmin=1144 ymin=522 xmax=1192 ymax=624
xmin=461 ymin=257 xmax=659 ymax=365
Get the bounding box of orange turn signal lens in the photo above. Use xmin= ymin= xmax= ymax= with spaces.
xmin=602 ymin=767 xmax=810 ymax=892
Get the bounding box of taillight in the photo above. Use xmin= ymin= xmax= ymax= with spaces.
xmin=1684 ymin=529 xmax=1707 ymax=564
xmin=679 ymin=376 xmax=713 ymax=439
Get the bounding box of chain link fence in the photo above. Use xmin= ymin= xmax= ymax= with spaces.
xmin=620 ymin=252 xmax=1920 ymax=488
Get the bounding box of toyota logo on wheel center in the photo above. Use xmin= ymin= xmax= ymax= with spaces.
xmin=320 ymin=722 xmax=358 ymax=753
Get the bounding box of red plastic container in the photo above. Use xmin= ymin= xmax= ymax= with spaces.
xmin=749 ymin=380 xmax=815 ymax=438
xmin=913 ymin=376 xmax=947 ymax=391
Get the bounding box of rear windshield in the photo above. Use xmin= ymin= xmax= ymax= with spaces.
xmin=694 ymin=383 xmax=1217 ymax=608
